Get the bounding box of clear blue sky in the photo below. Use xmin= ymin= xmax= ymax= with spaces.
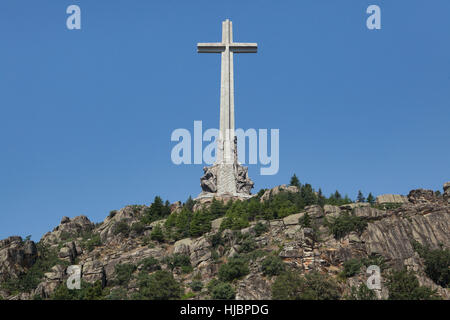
xmin=1 ymin=1 xmax=449 ymax=241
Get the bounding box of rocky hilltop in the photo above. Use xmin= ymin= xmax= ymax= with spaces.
xmin=1 ymin=182 xmax=449 ymax=300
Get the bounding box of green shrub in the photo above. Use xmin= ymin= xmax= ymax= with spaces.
xmin=246 ymin=249 xmax=266 ymax=261
xmin=239 ymin=236 xmax=257 ymax=253
xmin=412 ymin=241 xmax=450 ymax=287
xmin=59 ymin=231 xmax=75 ymax=241
xmin=361 ymin=253 xmax=387 ymax=271
xmin=218 ymin=255 xmax=249 ymax=282
xmin=272 ymin=270 xmax=340 ymax=300
xmin=51 ymin=280 xmax=108 ymax=300
xmin=107 ymin=287 xmax=128 ymax=300
xmin=150 ymin=224 xmax=164 ymax=242
xmin=210 ymin=281 xmax=235 ymax=299
xmin=261 ymin=255 xmax=285 ymax=277
xmin=181 ymin=292 xmax=196 ymax=300
xmin=387 ymin=268 xmax=440 ymax=300
xmin=109 ymin=210 xmax=117 ymax=219
xmin=163 ymin=254 xmax=193 ymax=273
xmin=253 ymin=222 xmax=269 ymax=236
xmin=346 ymin=284 xmax=377 ymax=300
xmin=190 ymin=280 xmax=203 ymax=292
xmin=114 ymin=263 xmax=136 ymax=286
xmin=342 ymin=258 xmax=363 ymax=278
xmin=113 ymin=220 xmax=130 ymax=237
xmin=137 ymin=270 xmax=181 ymax=300
xmin=211 ymin=250 xmax=220 ymax=262
xmin=325 ymin=212 xmax=367 ymax=239
xmin=83 ymin=281 xmax=108 ymax=300
xmin=82 ymin=233 xmax=102 ymax=252
xmin=131 ymin=222 xmax=146 ymax=235
xmin=210 ymin=232 xmax=223 ymax=248
xmin=220 ymin=201 xmax=251 ymax=231
xmin=139 ymin=257 xmax=161 ymax=272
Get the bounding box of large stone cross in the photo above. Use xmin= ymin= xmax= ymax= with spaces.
xmin=197 ymin=19 xmax=257 ymax=165
xmin=196 ymin=20 xmax=256 ymax=197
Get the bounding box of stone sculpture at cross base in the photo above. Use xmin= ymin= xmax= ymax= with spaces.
xmin=195 ymin=20 xmax=256 ymax=202
xmin=199 ymin=164 xmax=254 ymax=199
xmin=199 ymin=139 xmax=254 ymax=199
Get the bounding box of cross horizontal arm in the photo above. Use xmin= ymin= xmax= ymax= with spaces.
xmin=198 ymin=42 xmax=258 ymax=53
xmin=230 ymin=43 xmax=257 ymax=53
xmin=197 ymin=43 xmax=225 ymax=53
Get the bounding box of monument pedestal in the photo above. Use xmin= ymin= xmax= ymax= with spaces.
xmin=196 ymin=162 xmax=254 ymax=201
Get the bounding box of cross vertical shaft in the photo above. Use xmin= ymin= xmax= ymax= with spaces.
xmin=219 ymin=19 xmax=234 ymax=164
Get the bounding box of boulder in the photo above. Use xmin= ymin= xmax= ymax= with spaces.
xmin=44 ymin=264 xmax=66 ymax=281
xmin=282 ymin=212 xmax=303 ymax=226
xmin=196 ymin=260 xmax=218 ymax=280
xmin=227 ymin=246 xmax=239 ymax=258
xmin=236 ymin=273 xmax=272 ymax=300
xmin=58 ymin=241 xmax=79 ymax=263
xmin=34 ymin=281 xmax=60 ymax=299
xmin=408 ymin=189 xmax=438 ymax=204
xmin=339 ymin=203 xmax=370 ymax=210
xmin=347 ymin=232 xmax=362 ymax=243
xmin=375 ymin=194 xmax=408 ymax=205
xmin=353 ymin=207 xmax=388 ymax=220
xmin=60 ymin=216 xmax=70 ymax=224
xmin=169 ymin=201 xmax=182 ymax=213
xmin=41 ymin=215 xmax=94 ymax=245
xmin=174 ymin=238 xmax=193 ymax=255
xmin=97 ymin=206 xmax=146 ymax=242
xmin=279 ymin=245 xmax=303 ymax=258
xmin=260 ymin=185 xmax=299 ymax=202
xmin=283 ymin=225 xmax=302 ymax=239
xmin=211 ymin=217 xmax=224 ymax=232
xmin=305 ymin=205 xmax=324 ymax=218
xmin=324 ymin=205 xmax=341 ymax=218
xmin=444 ymin=182 xmax=450 ymax=204
xmin=82 ymin=260 xmax=106 ymax=286
xmin=149 ymin=219 xmax=166 ymax=229
xmin=362 ymin=211 xmax=450 ymax=265
xmin=0 ymin=236 xmax=37 ymax=281
xmin=190 ymin=237 xmax=211 ymax=267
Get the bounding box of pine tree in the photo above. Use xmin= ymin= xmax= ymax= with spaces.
xmin=317 ymin=188 xmax=326 ymax=207
xmin=357 ymin=190 xmax=365 ymax=203
xmin=290 ymin=174 xmax=301 ymax=189
xmin=141 ymin=196 xmax=168 ymax=224
xmin=343 ymin=194 xmax=352 ymax=204
xmin=190 ymin=210 xmax=211 ymax=237
xmin=334 ymin=191 xmax=342 ymax=201
xmin=185 ymin=196 xmax=195 ymax=212
xmin=209 ymin=198 xmax=226 ymax=219
xmin=150 ymin=224 xmax=164 ymax=242
xmin=301 ymin=183 xmax=317 ymax=206
xmin=367 ymin=193 xmax=375 ymax=205
xmin=175 ymin=208 xmax=192 ymax=238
